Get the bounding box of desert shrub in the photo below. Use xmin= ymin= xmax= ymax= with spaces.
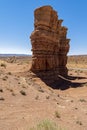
xmin=79 ymin=99 xmax=86 ymax=102
xmin=0 ymin=63 xmax=6 ymax=68
xmin=7 ymin=56 xmax=16 ymax=63
xmin=29 ymin=119 xmax=64 ymax=130
xmin=79 ymin=70 xmax=83 ymax=73
xmin=29 ymin=119 xmax=66 ymax=130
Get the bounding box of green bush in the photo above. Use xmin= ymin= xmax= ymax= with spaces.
xmin=30 ymin=119 xmax=66 ymax=130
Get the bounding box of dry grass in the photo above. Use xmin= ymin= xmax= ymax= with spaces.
xmin=67 ymin=55 xmax=87 ymax=68
xmin=29 ymin=119 xmax=65 ymax=130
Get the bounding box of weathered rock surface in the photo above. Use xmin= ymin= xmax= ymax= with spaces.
xmin=30 ymin=6 xmax=70 ymax=81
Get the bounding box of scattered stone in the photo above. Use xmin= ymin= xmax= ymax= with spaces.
xmin=18 ymin=82 xmax=21 ymax=84
xmin=12 ymin=92 xmax=16 ymax=96
xmin=75 ymin=107 xmax=78 ymax=110
xmin=2 ymin=75 xmax=8 ymax=81
xmin=57 ymin=94 xmax=60 ymax=97
xmin=0 ymin=97 xmax=5 ymax=101
xmin=20 ymin=90 xmax=26 ymax=96
xmin=38 ymin=87 xmax=44 ymax=93
xmin=71 ymin=100 xmax=74 ymax=103
xmin=7 ymin=72 xmax=12 ymax=75
xmin=0 ymin=89 xmax=3 ymax=92
xmin=46 ymin=96 xmax=50 ymax=99
xmin=76 ymin=121 xmax=83 ymax=125
xmin=55 ymin=111 xmax=61 ymax=118
xmin=35 ymin=95 xmax=39 ymax=100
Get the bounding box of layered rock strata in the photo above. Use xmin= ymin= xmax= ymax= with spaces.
xmin=30 ymin=6 xmax=70 ymax=80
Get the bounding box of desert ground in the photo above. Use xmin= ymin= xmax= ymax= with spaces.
xmin=0 ymin=55 xmax=87 ymax=130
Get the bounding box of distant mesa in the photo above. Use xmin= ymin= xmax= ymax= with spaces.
xmin=30 ymin=6 xmax=70 ymax=81
xmin=0 ymin=54 xmax=31 ymax=57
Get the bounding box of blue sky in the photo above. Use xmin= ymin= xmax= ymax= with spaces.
xmin=0 ymin=0 xmax=87 ymax=55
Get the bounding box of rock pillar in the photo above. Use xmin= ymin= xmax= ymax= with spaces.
xmin=30 ymin=6 xmax=70 ymax=78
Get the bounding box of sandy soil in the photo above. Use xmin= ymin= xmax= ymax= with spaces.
xmin=0 ymin=56 xmax=87 ymax=130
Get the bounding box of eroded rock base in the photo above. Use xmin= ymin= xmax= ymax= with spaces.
xmin=30 ymin=6 xmax=70 ymax=81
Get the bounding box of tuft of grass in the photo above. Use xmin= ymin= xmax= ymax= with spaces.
xmin=55 ymin=111 xmax=61 ymax=118
xmin=79 ymin=99 xmax=86 ymax=102
xmin=37 ymin=120 xmax=57 ymax=130
xmin=29 ymin=119 xmax=65 ymax=130
xmin=0 ymin=63 xmax=6 ymax=68
xmin=85 ymin=83 xmax=87 ymax=87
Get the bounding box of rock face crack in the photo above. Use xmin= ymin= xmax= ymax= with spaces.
xmin=30 ymin=6 xmax=70 ymax=80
